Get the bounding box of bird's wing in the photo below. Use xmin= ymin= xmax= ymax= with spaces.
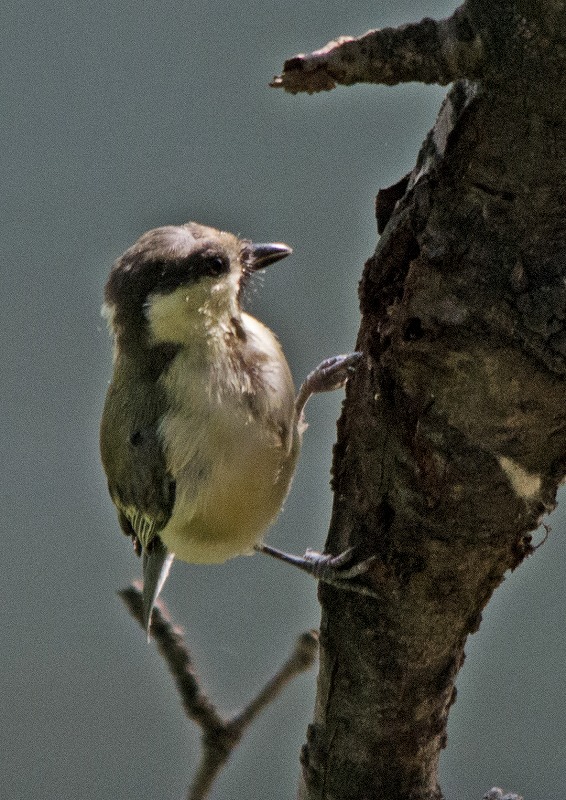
xmin=100 ymin=372 xmax=177 ymax=634
xmin=100 ymin=371 xmax=176 ymax=549
xmin=117 ymin=505 xmax=164 ymax=549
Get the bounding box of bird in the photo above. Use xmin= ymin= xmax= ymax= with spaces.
xmin=100 ymin=221 xmax=372 ymax=633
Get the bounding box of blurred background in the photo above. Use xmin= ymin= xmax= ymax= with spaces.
xmin=3 ymin=1 xmax=566 ymax=798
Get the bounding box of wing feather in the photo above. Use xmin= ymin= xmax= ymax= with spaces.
xmin=101 ymin=358 xmax=176 ymax=548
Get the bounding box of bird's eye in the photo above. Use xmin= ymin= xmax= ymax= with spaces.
xmin=202 ymin=254 xmax=229 ymax=276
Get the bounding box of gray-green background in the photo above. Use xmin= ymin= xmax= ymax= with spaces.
xmin=4 ymin=2 xmax=566 ymax=798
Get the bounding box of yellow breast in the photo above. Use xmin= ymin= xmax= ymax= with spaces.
xmin=155 ymin=311 xmax=301 ymax=564
xmin=159 ymin=405 xmax=300 ymax=563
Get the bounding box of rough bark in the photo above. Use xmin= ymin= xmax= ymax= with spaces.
xmin=274 ymin=2 xmax=566 ymax=798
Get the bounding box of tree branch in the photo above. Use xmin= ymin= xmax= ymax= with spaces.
xmin=271 ymin=5 xmax=483 ymax=94
xmin=119 ymin=585 xmax=319 ymax=800
xmin=279 ymin=2 xmax=566 ymax=799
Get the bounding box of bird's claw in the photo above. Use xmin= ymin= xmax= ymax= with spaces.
xmin=302 ymin=546 xmax=377 ymax=581
xmin=306 ymin=352 xmax=363 ymax=394
xmin=295 ymin=352 xmax=363 ymax=417
xmin=256 ymin=542 xmax=378 ymax=598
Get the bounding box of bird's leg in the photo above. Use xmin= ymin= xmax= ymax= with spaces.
xmin=269 ymin=351 xmax=378 ymax=597
xmin=295 ymin=352 xmax=362 ymax=419
xmin=255 ymin=543 xmax=379 ymax=598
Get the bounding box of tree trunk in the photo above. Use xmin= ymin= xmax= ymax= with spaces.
xmin=274 ymin=2 xmax=566 ymax=798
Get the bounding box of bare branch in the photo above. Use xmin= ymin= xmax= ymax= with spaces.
xmin=231 ymin=630 xmax=320 ymax=729
xmin=271 ymin=6 xmax=483 ymax=94
xmin=119 ymin=584 xmax=223 ymax=730
xmin=119 ymin=585 xmax=319 ymax=800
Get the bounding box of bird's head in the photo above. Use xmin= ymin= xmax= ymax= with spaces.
xmin=103 ymin=222 xmax=292 ymax=350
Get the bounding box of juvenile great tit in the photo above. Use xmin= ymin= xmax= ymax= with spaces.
xmin=100 ymin=222 xmax=370 ymax=632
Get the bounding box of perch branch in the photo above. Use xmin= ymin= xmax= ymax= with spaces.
xmin=284 ymin=3 xmax=566 ymax=797
xmin=119 ymin=584 xmax=319 ymax=800
xmin=271 ymin=5 xmax=483 ymax=94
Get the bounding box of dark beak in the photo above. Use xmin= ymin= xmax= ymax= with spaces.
xmin=249 ymin=242 xmax=292 ymax=270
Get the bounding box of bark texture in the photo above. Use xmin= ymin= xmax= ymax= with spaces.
xmin=279 ymin=2 xmax=566 ymax=798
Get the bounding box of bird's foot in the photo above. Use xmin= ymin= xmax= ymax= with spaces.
xmin=295 ymin=352 xmax=362 ymax=416
xmin=256 ymin=543 xmax=378 ymax=598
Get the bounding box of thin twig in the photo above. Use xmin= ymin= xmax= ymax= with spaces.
xmin=119 ymin=584 xmax=319 ymax=800
xmin=230 ymin=630 xmax=319 ymax=730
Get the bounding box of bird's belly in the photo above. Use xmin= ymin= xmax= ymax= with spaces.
xmin=159 ymin=411 xmax=299 ymax=564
